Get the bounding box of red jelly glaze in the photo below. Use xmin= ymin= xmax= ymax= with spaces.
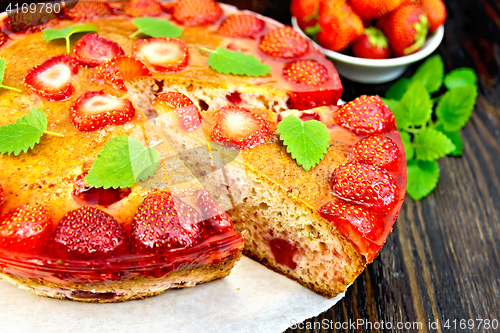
xmin=269 ymin=238 xmax=298 ymax=270
xmin=226 ymin=91 xmax=242 ymax=105
xmin=73 ymin=174 xmax=130 ymax=207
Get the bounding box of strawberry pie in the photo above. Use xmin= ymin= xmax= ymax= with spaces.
xmin=0 ymin=0 xmax=406 ymax=302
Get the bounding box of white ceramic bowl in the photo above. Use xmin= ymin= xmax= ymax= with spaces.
xmin=292 ymin=17 xmax=444 ymax=84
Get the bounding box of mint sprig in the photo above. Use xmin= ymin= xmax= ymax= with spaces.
xmin=383 ymin=55 xmax=478 ymax=200
xmin=130 ymin=17 xmax=182 ymax=39
xmin=0 ymin=59 xmax=22 ymax=92
xmin=276 ymin=115 xmax=330 ymax=171
xmin=200 ymin=47 xmax=271 ymax=77
xmin=0 ymin=108 xmax=63 ymax=156
xmin=85 ymin=136 xmax=161 ymax=189
xmin=43 ymin=24 xmax=98 ymax=53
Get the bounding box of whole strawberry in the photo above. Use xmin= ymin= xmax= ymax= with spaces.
xmin=352 ymin=27 xmax=391 ymax=59
xmin=259 ymin=26 xmax=309 ymax=58
xmin=218 ymin=14 xmax=265 ymax=38
xmin=316 ymin=0 xmax=364 ymax=52
xmin=415 ymin=0 xmax=447 ymax=33
xmin=350 ymin=0 xmax=404 ymax=21
xmin=290 ymin=0 xmax=319 ymax=30
xmin=348 ymin=135 xmax=401 ymax=171
xmin=382 ymin=3 xmax=429 ymax=57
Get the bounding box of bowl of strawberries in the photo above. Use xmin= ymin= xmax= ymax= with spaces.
xmin=291 ymin=0 xmax=446 ymax=83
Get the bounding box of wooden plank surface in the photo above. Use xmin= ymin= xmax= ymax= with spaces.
xmin=221 ymin=0 xmax=500 ymax=331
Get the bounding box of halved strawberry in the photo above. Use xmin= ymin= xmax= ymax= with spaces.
xmin=0 ymin=203 xmax=52 ymax=254
xmin=197 ymin=190 xmax=234 ymax=242
xmin=218 ymin=14 xmax=265 ymax=38
xmin=90 ymin=55 xmax=151 ymax=91
xmin=334 ymin=95 xmax=396 ymax=135
xmin=124 ymin=0 xmax=163 ymax=17
xmin=73 ymin=33 xmax=125 ymax=68
xmin=283 ymin=59 xmax=328 ymax=86
xmin=65 ymin=0 xmax=112 ymax=21
xmin=331 ymin=162 xmax=398 ymax=214
xmin=70 ymin=90 xmax=135 ymax=132
xmin=23 ymin=54 xmax=79 ymax=101
xmin=0 ymin=32 xmax=9 ymax=47
xmin=172 ymin=0 xmax=223 ymax=26
xmin=131 ymin=191 xmax=202 ymax=253
xmin=348 ymin=135 xmax=401 ymax=171
xmin=319 ymin=200 xmax=384 ymax=258
xmin=152 ymin=92 xmax=201 ymax=131
xmin=211 ymin=106 xmax=272 ymax=150
xmin=259 ymin=26 xmax=309 ymax=58
xmin=133 ymin=37 xmax=189 ymax=73
xmin=52 ymin=206 xmax=130 ymax=260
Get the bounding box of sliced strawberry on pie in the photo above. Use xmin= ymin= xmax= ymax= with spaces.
xmin=73 ymin=33 xmax=125 ymax=68
xmin=259 ymin=26 xmax=309 ymax=58
xmin=23 ymin=54 xmax=79 ymax=101
xmin=283 ymin=59 xmax=329 ymax=86
xmin=70 ymin=90 xmax=136 ymax=132
xmin=130 ymin=191 xmax=202 ymax=254
xmin=90 ymin=55 xmax=151 ymax=91
xmin=218 ymin=14 xmax=265 ymax=38
xmin=211 ymin=106 xmax=272 ymax=150
xmin=348 ymin=135 xmax=401 ymax=171
xmin=133 ymin=37 xmax=189 ymax=73
xmin=0 ymin=203 xmax=52 ymax=254
xmin=124 ymin=0 xmax=163 ymax=17
xmin=172 ymin=0 xmax=223 ymax=26
xmin=319 ymin=200 xmax=384 ymax=259
xmin=152 ymin=92 xmax=201 ymax=131
xmin=65 ymin=0 xmax=112 ymax=21
xmin=334 ymin=95 xmax=396 ymax=135
xmin=331 ymin=162 xmax=399 ymax=214
xmin=0 ymin=32 xmax=9 ymax=47
xmin=52 ymin=206 xmax=130 ymax=260
xmin=0 ymin=184 xmax=4 ymax=205
xmin=197 ymin=190 xmax=234 ymax=241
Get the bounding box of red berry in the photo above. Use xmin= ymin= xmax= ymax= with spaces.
xmin=133 ymin=37 xmax=189 ymax=73
xmin=352 ymin=27 xmax=391 ymax=59
xmin=70 ymin=90 xmax=136 ymax=132
xmin=124 ymin=0 xmax=163 ymax=17
xmin=331 ymin=162 xmax=398 ymax=214
xmin=0 ymin=203 xmax=52 ymax=254
xmin=283 ymin=59 xmax=328 ymax=86
xmin=172 ymin=0 xmax=223 ymax=26
xmin=259 ymin=26 xmax=309 ymax=58
xmin=0 ymin=32 xmax=9 ymax=47
xmin=23 ymin=54 xmax=79 ymax=101
xmin=415 ymin=0 xmax=447 ymax=33
xmin=218 ymin=14 xmax=265 ymax=38
xmin=73 ymin=33 xmax=125 ymax=68
xmin=197 ymin=190 xmax=234 ymax=242
xmin=52 ymin=206 xmax=130 ymax=260
xmin=90 ymin=55 xmax=151 ymax=91
xmin=290 ymin=0 xmax=320 ymax=31
xmin=65 ymin=1 xmax=112 ymax=21
xmin=348 ymin=135 xmax=401 ymax=171
xmin=130 ymin=191 xmax=202 ymax=253
xmin=152 ymin=92 xmax=201 ymax=131
xmin=211 ymin=106 xmax=272 ymax=150
xmin=349 ymin=0 xmax=404 ymax=21
xmin=334 ymin=95 xmax=396 ymax=135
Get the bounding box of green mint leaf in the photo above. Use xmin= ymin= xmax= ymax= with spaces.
xmin=131 ymin=17 xmax=182 ymax=38
xmin=436 ymin=125 xmax=463 ymax=157
xmin=381 ymin=97 xmax=405 ymax=130
xmin=444 ymin=67 xmax=477 ymax=89
xmin=86 ymin=136 xmax=161 ymax=189
xmin=205 ymin=47 xmax=271 ymax=77
xmin=411 ymin=54 xmax=444 ymax=94
xmin=276 ymin=115 xmax=329 ymax=171
xmin=435 ymin=85 xmax=477 ymax=131
xmin=43 ymin=24 xmax=98 ymax=53
xmin=400 ymin=132 xmax=414 ymax=160
xmin=406 ymin=159 xmax=440 ymax=200
xmin=0 ymin=58 xmax=22 ymax=92
xmin=0 ymin=108 xmax=48 ymax=156
xmin=414 ymin=128 xmax=456 ymax=161
xmin=397 ymin=81 xmax=432 ymax=128
xmin=386 ymin=77 xmax=411 ymax=100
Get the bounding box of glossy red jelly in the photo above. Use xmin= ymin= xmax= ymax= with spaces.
xmin=269 ymin=238 xmax=298 ymax=270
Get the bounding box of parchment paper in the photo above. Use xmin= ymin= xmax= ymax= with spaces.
xmin=0 ymin=256 xmax=345 ymax=333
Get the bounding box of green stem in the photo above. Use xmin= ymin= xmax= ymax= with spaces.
xmin=0 ymin=84 xmax=22 ymax=93
xmin=404 ymin=128 xmax=420 ymax=134
xmin=130 ymin=30 xmax=141 ymax=38
xmin=65 ymin=36 xmax=71 ymax=54
xmin=432 ymin=119 xmax=444 ymax=128
xmin=199 ymin=46 xmax=215 ymax=53
xmin=44 ymin=130 xmax=64 ymax=138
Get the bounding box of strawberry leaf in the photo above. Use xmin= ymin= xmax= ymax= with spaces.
xmin=414 ymin=128 xmax=455 ymax=161
xmin=276 ymin=115 xmax=329 ymax=171
xmin=86 ymin=136 xmax=161 ymax=189
xmin=397 ymin=81 xmax=432 ymax=128
xmin=400 ymin=132 xmax=414 ymax=160
xmin=411 ymin=54 xmax=444 ymax=94
xmin=43 ymin=24 xmax=98 ymax=53
xmin=203 ymin=47 xmax=271 ymax=77
xmin=0 ymin=58 xmax=22 ymax=92
xmin=131 ymin=17 xmax=182 ymax=38
xmin=406 ymin=159 xmax=440 ymax=200
xmin=444 ymin=68 xmax=477 ymax=89
xmin=0 ymin=108 xmax=49 ymax=156
xmin=435 ymin=85 xmax=477 ymax=132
